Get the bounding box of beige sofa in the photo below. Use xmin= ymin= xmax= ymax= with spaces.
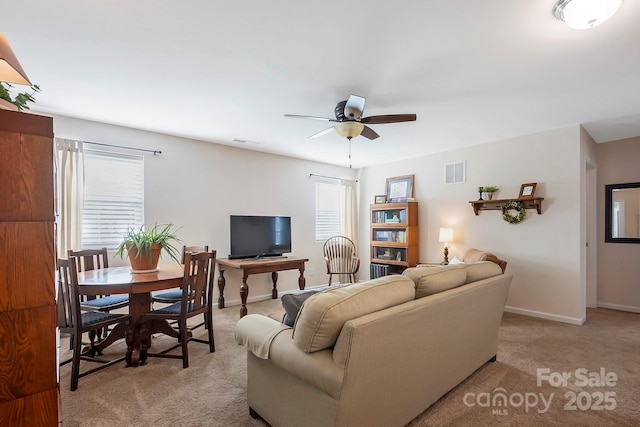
xmin=235 ymin=261 xmax=512 ymax=427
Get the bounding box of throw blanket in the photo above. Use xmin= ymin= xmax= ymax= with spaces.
xmin=235 ymin=314 xmax=290 ymax=359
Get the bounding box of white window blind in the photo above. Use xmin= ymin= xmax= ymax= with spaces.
xmin=81 ymin=149 xmax=144 ymax=249
xmin=315 ymin=181 xmax=342 ymax=241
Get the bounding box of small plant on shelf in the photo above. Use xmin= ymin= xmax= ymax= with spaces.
xmin=482 ymin=186 xmax=499 ymax=200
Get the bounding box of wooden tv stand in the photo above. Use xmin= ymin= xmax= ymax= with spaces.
xmin=216 ymin=256 xmax=309 ymax=318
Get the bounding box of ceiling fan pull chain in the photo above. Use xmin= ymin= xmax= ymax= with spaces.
xmin=349 ymin=140 xmax=352 ymax=168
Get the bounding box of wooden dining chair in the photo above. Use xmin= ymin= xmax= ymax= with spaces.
xmin=68 ymin=248 xmax=129 ymax=344
xmin=323 ymin=236 xmax=360 ymax=285
xmin=57 ymin=257 xmax=133 ymax=391
xmin=139 ymin=250 xmax=217 ymax=368
xmin=151 ymin=245 xmax=209 ymax=306
xmin=68 ymin=248 xmax=130 ymax=312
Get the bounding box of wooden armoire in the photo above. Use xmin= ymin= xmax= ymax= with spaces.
xmin=0 ymin=109 xmax=58 ymax=425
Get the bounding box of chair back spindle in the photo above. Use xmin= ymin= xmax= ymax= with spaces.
xmin=67 ymin=248 xmax=109 ymax=272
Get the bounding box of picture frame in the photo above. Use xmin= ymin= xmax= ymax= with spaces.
xmin=374 ymin=195 xmax=387 ymax=204
xmin=518 ymin=182 xmax=537 ymax=199
xmin=385 ymin=174 xmax=414 ymax=202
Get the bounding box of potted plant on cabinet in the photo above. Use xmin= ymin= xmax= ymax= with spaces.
xmin=115 ymin=223 xmax=182 ymax=273
xmin=482 ymin=186 xmax=499 ymax=200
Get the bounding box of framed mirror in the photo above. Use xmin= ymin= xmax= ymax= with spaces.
xmin=605 ymin=182 xmax=640 ymax=243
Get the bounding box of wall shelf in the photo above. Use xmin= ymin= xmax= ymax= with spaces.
xmin=469 ymin=197 xmax=544 ymax=216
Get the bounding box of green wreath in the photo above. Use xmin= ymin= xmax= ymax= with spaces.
xmin=502 ymin=201 xmax=526 ymax=224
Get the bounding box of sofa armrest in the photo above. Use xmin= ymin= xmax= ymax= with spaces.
xmin=235 ymin=314 xmax=290 ymax=359
xmin=268 ymin=329 xmax=344 ymax=399
xmin=236 ymin=314 xmax=344 ymax=398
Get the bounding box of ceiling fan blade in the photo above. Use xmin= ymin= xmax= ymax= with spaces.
xmin=310 ymin=127 xmax=336 ymax=139
xmin=361 ymin=125 xmax=380 ymax=140
xmin=284 ymin=114 xmax=338 ymax=122
xmin=344 ymin=95 xmax=366 ymax=119
xmin=361 ymin=114 xmax=417 ymax=124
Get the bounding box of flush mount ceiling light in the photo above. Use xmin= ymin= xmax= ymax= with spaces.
xmin=553 ymin=0 xmax=623 ymax=29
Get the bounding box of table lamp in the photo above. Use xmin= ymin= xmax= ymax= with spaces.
xmin=0 ymin=33 xmax=31 ymax=85
xmin=438 ymin=227 xmax=454 ymax=265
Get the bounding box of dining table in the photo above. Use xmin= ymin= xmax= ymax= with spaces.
xmin=76 ymin=263 xmax=185 ymax=365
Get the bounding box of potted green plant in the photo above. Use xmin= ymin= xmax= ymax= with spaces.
xmin=482 ymin=186 xmax=499 ymax=200
xmin=0 ymin=82 xmax=41 ymax=111
xmin=115 ymin=223 xmax=182 ymax=273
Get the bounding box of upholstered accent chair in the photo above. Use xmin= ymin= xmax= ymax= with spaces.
xmin=461 ymin=248 xmax=508 ymax=273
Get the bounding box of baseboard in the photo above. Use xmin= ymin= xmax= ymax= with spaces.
xmin=597 ymin=301 xmax=640 ymax=313
xmin=213 ymin=294 xmax=272 ymax=309
xmin=504 ymin=305 xmax=585 ymax=325
xmin=213 ymin=285 xmax=332 ymax=309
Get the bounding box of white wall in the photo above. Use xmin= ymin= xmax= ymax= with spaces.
xmin=580 ymin=126 xmax=598 ymax=309
xmin=358 ymin=126 xmax=586 ymax=324
xmin=51 ymin=114 xmax=358 ymax=307
xmin=596 ymin=136 xmax=640 ymax=312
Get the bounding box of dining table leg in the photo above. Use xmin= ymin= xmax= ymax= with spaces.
xmin=127 ymin=293 xmax=151 ymax=365
xmin=217 ymin=268 xmax=226 ymax=308
xmin=127 ymin=292 xmax=184 ymax=365
xmin=240 ymin=272 xmax=249 ymax=318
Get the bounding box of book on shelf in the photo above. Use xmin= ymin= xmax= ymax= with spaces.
xmin=374 ymin=230 xmax=406 ymax=243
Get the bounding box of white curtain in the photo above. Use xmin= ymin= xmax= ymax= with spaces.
xmin=341 ymin=180 xmax=358 ymax=243
xmin=341 ymin=179 xmax=359 ymax=282
xmin=55 ymin=139 xmax=84 ymax=257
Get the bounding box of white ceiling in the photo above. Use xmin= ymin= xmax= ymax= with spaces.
xmin=5 ymin=1 xmax=640 ymax=168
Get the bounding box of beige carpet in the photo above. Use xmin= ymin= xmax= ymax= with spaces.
xmin=60 ymin=301 xmax=640 ymax=426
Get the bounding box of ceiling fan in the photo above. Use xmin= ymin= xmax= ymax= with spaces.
xmin=284 ymin=95 xmax=417 ymax=141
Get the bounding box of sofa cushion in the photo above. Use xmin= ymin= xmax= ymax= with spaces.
xmin=414 ymin=268 xmax=468 ymax=298
xmin=464 ymin=261 xmax=503 ymax=283
xmin=402 ymin=264 xmax=463 ymax=283
xmin=281 ymin=284 xmax=351 ymax=327
xmin=282 ymin=289 xmax=324 ymax=327
xmin=292 ymin=275 xmax=415 ymax=353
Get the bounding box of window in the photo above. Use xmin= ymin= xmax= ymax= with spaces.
xmin=82 ymin=149 xmax=144 ymax=249
xmin=315 ymin=181 xmax=342 ymax=241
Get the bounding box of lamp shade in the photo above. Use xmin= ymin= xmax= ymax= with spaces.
xmin=438 ymin=227 xmax=454 ymax=243
xmin=0 ymin=33 xmax=31 ymax=85
xmin=335 ymin=121 xmax=364 ymax=139
xmin=553 ymin=0 xmax=623 ymax=29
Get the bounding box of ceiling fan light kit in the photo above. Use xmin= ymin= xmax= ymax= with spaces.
xmin=285 ymin=94 xmax=417 ymax=141
xmin=553 ymin=0 xmax=623 ymax=29
xmin=285 ymin=94 xmax=416 ymax=167
xmin=335 ymin=121 xmax=364 ymax=140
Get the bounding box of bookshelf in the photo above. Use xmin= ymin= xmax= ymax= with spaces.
xmin=370 ymin=202 xmax=419 ymax=278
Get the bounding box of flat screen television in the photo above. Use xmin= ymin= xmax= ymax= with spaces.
xmin=229 ymin=215 xmax=292 ymax=259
